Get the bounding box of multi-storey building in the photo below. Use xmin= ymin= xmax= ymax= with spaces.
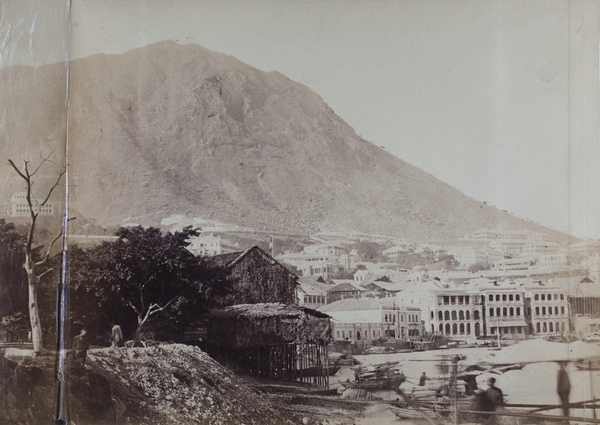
xmin=318 ymin=298 xmax=420 ymax=341
xmin=524 ymin=282 xmax=569 ymax=335
xmin=480 ymin=286 xmax=527 ymax=338
xmin=402 ymin=282 xmax=485 ymax=338
xmin=9 ymin=192 xmax=54 ymax=217
xmin=187 ymin=233 xmax=223 ymax=256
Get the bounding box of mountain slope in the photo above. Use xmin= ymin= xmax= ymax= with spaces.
xmin=3 ymin=41 xmax=557 ymax=239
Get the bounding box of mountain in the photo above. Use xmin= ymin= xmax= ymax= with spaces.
xmin=1 ymin=41 xmax=565 ymax=240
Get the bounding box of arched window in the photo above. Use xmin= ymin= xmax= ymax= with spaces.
xmin=475 ymin=322 xmax=481 ymax=336
xmin=467 ymin=323 xmax=471 ymax=334
xmin=466 ymin=311 xmax=470 ymax=320
xmin=460 ymin=323 xmax=465 ymax=334
xmin=509 ymin=307 xmax=514 ymax=316
xmin=503 ymin=308 xmax=507 ymax=316
xmin=542 ymin=307 xmax=546 ymax=315
xmin=444 ymin=311 xmax=450 ymax=321
xmin=459 ymin=311 xmax=465 ymax=320
xmin=445 ymin=324 xmax=451 ymax=335
xmin=439 ymin=324 xmax=443 ymax=333
xmin=452 ymin=323 xmax=458 ymax=335
xmin=516 ymin=307 xmax=521 ymax=316
xmin=549 ymin=322 xmax=554 ymax=332
xmin=556 ymin=322 xmax=561 ymax=333
xmin=490 ymin=308 xmax=494 ymax=317
xmin=474 ymin=310 xmax=480 ymax=320
xmin=543 ymin=322 xmax=548 ymax=332
xmin=452 ymin=311 xmax=457 ymax=321
xmin=496 ymin=307 xmax=501 ymax=316
xmin=439 ymin=311 xmax=443 ymax=321
xmin=555 ymin=307 xmax=559 ymax=315
xmin=431 ymin=311 xmax=434 ymax=319
xmin=536 ymin=322 xmax=541 ymax=333
xmin=535 ymin=307 xmax=540 ymax=315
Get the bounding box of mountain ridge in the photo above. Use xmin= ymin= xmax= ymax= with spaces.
xmin=1 ymin=40 xmax=569 ymax=241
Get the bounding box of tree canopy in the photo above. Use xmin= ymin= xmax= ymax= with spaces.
xmin=71 ymin=226 xmax=231 ymax=342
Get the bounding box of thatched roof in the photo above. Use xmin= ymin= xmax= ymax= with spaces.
xmin=208 ymin=303 xmax=331 ymax=348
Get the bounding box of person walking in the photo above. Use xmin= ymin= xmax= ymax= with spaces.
xmin=72 ymin=329 xmax=89 ymax=366
xmin=557 ymin=361 xmax=571 ymax=417
xmin=111 ymin=324 xmax=124 ymax=348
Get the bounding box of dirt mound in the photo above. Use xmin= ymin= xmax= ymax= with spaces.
xmin=1 ymin=344 xmax=300 ymax=425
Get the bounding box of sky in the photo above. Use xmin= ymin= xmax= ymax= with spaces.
xmin=2 ymin=0 xmax=600 ymax=240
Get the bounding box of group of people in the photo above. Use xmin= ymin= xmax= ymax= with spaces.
xmin=71 ymin=324 xmax=126 ymax=366
xmin=415 ymin=360 xmax=572 ymax=423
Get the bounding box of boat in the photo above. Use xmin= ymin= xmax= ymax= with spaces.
xmin=340 ymin=361 xmax=406 ymax=390
xmin=299 ymin=365 xmax=340 ymax=376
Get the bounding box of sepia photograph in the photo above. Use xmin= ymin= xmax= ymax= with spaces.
xmin=1 ymin=0 xmax=600 ymax=424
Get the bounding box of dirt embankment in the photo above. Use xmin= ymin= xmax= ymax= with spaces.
xmin=1 ymin=344 xmax=365 ymax=425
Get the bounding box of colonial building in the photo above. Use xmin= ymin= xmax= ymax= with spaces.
xmin=317 ymin=298 xmax=420 ymax=341
xmin=524 ymin=281 xmax=569 ymax=335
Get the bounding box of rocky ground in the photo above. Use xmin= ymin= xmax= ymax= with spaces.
xmin=0 ymin=344 xmax=371 ymax=425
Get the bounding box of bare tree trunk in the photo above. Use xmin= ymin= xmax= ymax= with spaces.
xmin=26 ymin=267 xmax=44 ymax=352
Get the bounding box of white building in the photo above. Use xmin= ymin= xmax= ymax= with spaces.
xmin=9 ymin=192 xmax=54 ymax=217
xmin=187 ymin=234 xmax=223 ymax=256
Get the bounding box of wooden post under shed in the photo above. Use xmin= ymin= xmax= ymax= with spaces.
xmin=207 ymin=303 xmax=332 ymax=387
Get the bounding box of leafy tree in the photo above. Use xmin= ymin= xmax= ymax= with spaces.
xmin=468 ymin=262 xmax=491 ymax=273
xmin=78 ymin=226 xmax=230 ymax=341
xmin=439 ymin=254 xmax=460 ymax=271
xmin=0 ymin=220 xmax=27 ymax=321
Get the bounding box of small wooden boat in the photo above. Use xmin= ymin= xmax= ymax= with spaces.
xmin=341 ymin=362 xmax=406 ymax=390
xmin=299 ymin=365 xmax=340 ymax=376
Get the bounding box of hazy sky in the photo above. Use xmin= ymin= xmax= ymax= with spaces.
xmin=3 ymin=0 xmax=600 ymax=239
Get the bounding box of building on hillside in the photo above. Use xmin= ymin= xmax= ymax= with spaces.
xmin=382 ymin=246 xmax=410 ymax=261
xmin=327 ymin=280 xmax=364 ymax=303
xmin=208 ymin=246 xmax=298 ymax=305
xmin=568 ymin=241 xmax=600 ymax=264
xmin=468 ymin=229 xmax=499 ymax=240
xmin=533 ymin=253 xmax=568 ymax=270
xmin=9 ymin=192 xmax=54 ymax=217
xmin=187 ymin=233 xmax=224 ymax=256
xmin=317 ymin=298 xmax=420 ymax=341
xmin=489 ymin=239 xmax=528 ymax=255
xmin=491 ymin=257 xmax=531 ymax=272
xmin=522 ymin=240 xmax=560 ymax=256
xmin=297 ymin=276 xmax=329 ymax=309
xmin=447 ymin=247 xmax=488 ymax=268
xmin=304 ymin=244 xmax=346 ymax=256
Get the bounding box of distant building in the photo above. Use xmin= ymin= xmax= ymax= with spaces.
xmin=524 ymin=282 xmax=569 ymax=335
xmin=318 ymin=298 xmax=420 ymax=341
xmin=187 ymin=233 xmax=223 ymax=256
xmin=9 ymin=192 xmax=54 ymax=217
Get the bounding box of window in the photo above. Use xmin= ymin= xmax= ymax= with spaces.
xmin=452 ymin=311 xmax=457 ymax=321
xmin=535 ymin=294 xmax=539 ymax=300
xmin=439 ymin=311 xmax=443 ymax=321
xmin=509 ymin=294 xmax=513 ymax=301
xmin=516 ymin=295 xmax=520 ymax=301
xmin=430 ymin=312 xmax=433 ymax=320
xmin=516 ymin=307 xmax=521 ymax=316
xmin=490 ymin=308 xmax=494 ymax=317
xmin=509 ymin=307 xmax=514 ymax=316
xmin=496 ymin=295 xmax=500 ymax=301
xmin=536 ymin=307 xmax=540 ymax=315
xmin=555 ymin=307 xmax=559 ymax=315
xmin=536 ymin=323 xmax=541 ymax=333
xmin=542 ymin=307 xmax=546 ymax=315
xmin=458 ymin=296 xmax=464 ymax=304
xmin=503 ymin=294 xmax=507 ymax=301
xmin=489 ymin=294 xmax=493 ymax=302
xmin=541 ymin=294 xmax=545 ymax=301
xmin=496 ymin=307 xmax=501 ymax=316
xmin=445 ymin=311 xmax=450 ymax=320
xmin=451 ymin=296 xmax=456 ymax=305
xmin=465 ymin=296 xmax=470 ymax=305
xmin=466 ymin=311 xmax=470 ymax=320
xmin=474 ymin=310 xmax=480 ymax=320
xmin=561 ymin=306 xmax=565 ymax=314
xmin=560 ymin=294 xmax=564 ymax=300
xmin=459 ymin=311 xmax=465 ymax=320
xmin=503 ymin=308 xmax=507 ymax=316
xmin=444 ymin=296 xmax=449 ymax=305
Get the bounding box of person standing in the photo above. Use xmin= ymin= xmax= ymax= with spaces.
xmin=72 ymin=329 xmax=89 ymax=366
xmin=419 ymin=371 xmax=429 ymax=386
xmin=111 ymin=324 xmax=124 ymax=347
xmin=557 ymin=361 xmax=571 ymax=417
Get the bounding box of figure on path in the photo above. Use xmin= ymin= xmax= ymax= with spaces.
xmin=419 ymin=371 xmax=429 ymax=386
xmin=111 ymin=324 xmax=124 ymax=347
xmin=475 ymin=377 xmax=504 ymax=424
xmin=557 ymin=361 xmax=571 ymax=417
xmin=72 ymin=329 xmax=89 ymax=366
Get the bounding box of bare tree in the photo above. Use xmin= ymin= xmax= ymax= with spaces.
xmin=8 ymin=155 xmax=66 ymax=353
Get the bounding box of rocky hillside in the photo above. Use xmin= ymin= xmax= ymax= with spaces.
xmin=1 ymin=41 xmax=562 ymax=240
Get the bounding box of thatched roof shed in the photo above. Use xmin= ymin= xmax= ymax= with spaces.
xmin=208 ymin=303 xmax=331 ymax=349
